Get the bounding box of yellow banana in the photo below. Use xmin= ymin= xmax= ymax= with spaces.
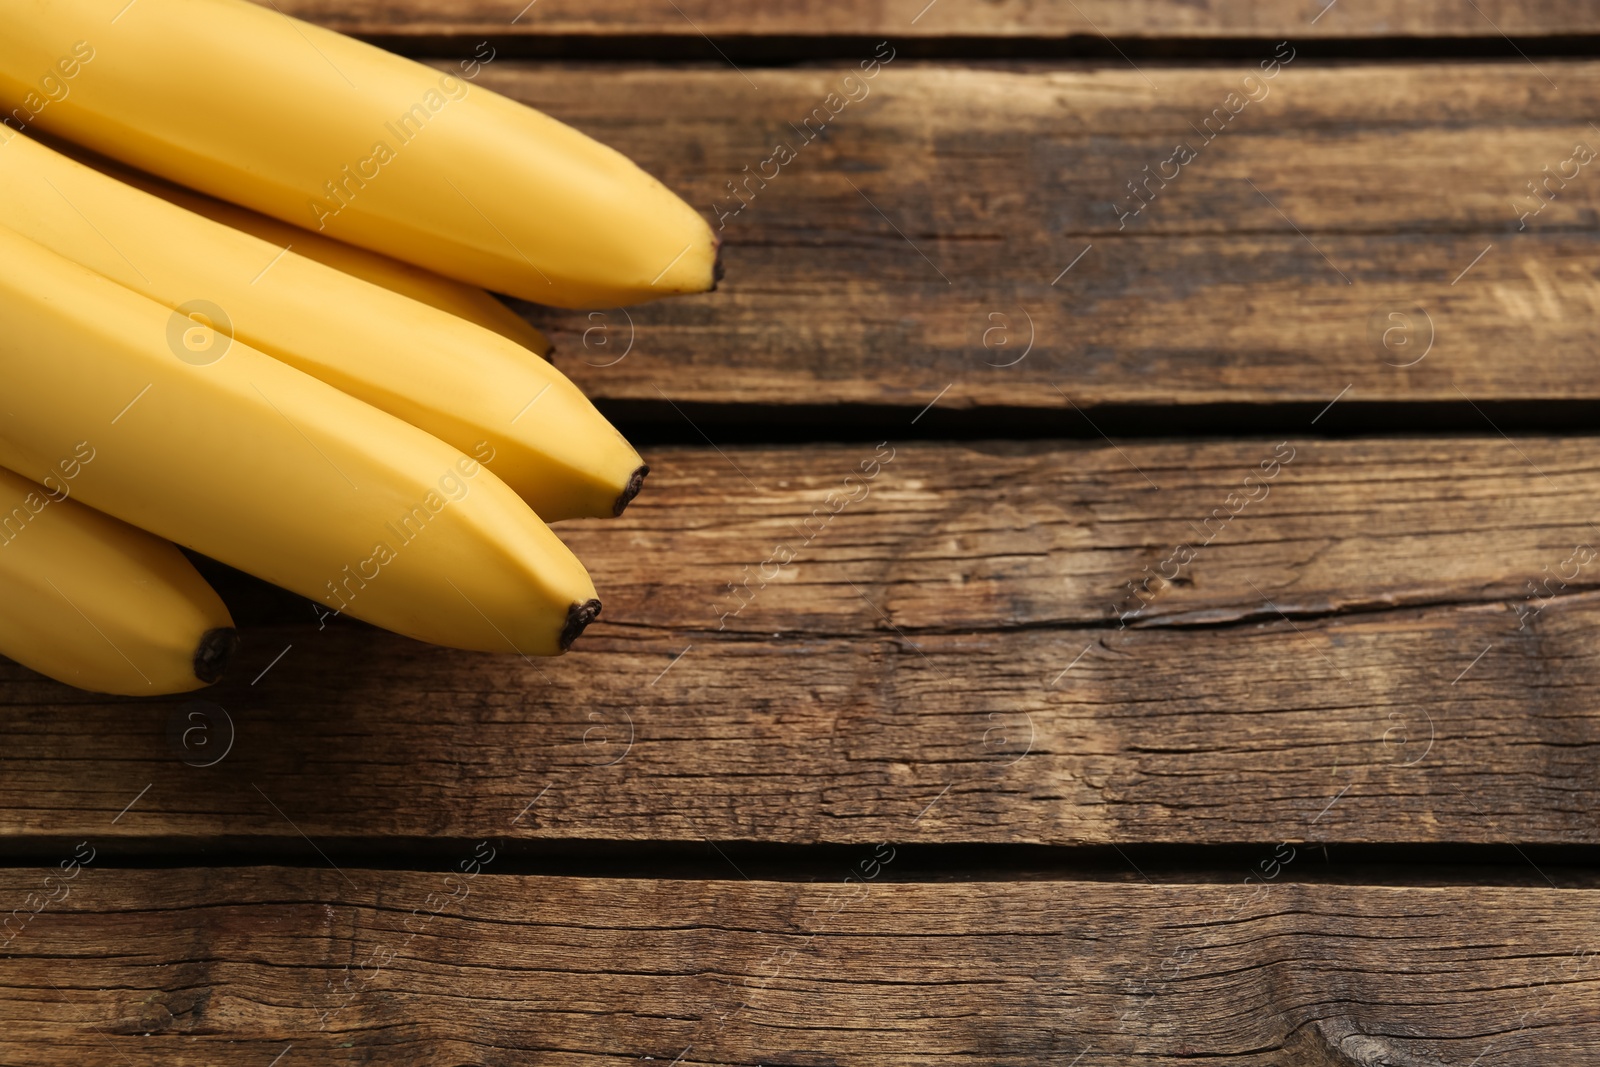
xmin=0 ymin=223 xmax=600 ymax=656
xmin=60 ymin=141 xmax=550 ymax=356
xmin=0 ymin=131 xmax=646 ymax=522
xmin=0 ymin=465 xmax=235 ymax=696
xmin=0 ymin=0 xmax=718 ymax=308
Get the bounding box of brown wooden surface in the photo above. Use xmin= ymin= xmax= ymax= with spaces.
xmin=5 ymin=438 xmax=1599 ymax=847
xmin=2 ymin=868 xmax=1597 ymax=1065
xmin=8 ymin=9 xmax=1600 ymax=1064
xmin=428 ymin=61 xmax=1600 ymax=411
xmin=268 ymin=0 xmax=1600 ymax=41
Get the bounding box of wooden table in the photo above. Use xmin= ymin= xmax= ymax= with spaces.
xmin=6 ymin=3 xmax=1600 ymax=1063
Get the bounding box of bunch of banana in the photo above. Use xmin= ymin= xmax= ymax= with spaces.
xmin=0 ymin=0 xmax=717 ymax=695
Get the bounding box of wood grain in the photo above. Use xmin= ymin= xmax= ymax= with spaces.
xmin=424 ymin=61 xmax=1600 ymax=411
xmin=265 ymin=0 xmax=1600 ymax=41
xmin=4 ymin=439 xmax=1599 ymax=847
xmin=2 ymin=868 xmax=1597 ymax=1065
xmin=13 ymin=11 xmax=1587 ymax=1057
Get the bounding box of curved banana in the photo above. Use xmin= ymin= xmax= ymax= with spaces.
xmin=0 ymin=0 xmax=718 ymax=308
xmin=0 ymin=131 xmax=646 ymax=522
xmin=0 ymin=224 xmax=600 ymax=656
xmin=0 ymin=465 xmax=235 ymax=696
xmin=64 ymin=143 xmax=550 ymax=356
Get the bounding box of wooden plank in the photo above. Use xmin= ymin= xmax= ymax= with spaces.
xmin=2 ymin=868 xmax=1597 ymax=1064
xmin=416 ymin=61 xmax=1600 ymax=411
xmin=4 ymin=438 xmax=1600 ymax=846
xmin=266 ymin=0 xmax=1600 ymax=41
xmin=564 ymin=437 xmax=1600 ymax=635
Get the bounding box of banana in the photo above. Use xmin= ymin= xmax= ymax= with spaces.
xmin=0 ymin=0 xmax=718 ymax=308
xmin=0 ymin=464 xmax=236 ymax=696
xmin=0 ymin=223 xmax=601 ymax=656
xmin=0 ymin=131 xmax=646 ymax=522
xmin=57 ymin=140 xmax=551 ymax=356
xmin=181 ymin=193 xmax=555 ymax=356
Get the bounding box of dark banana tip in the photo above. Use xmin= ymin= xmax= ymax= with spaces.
xmin=193 ymin=627 xmax=239 ymax=684
xmin=613 ymin=464 xmax=650 ymax=517
xmin=710 ymin=237 xmax=725 ymax=291
xmin=560 ymin=599 xmax=602 ymax=651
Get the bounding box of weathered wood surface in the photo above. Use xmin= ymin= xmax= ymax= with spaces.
xmin=5 ymin=439 xmax=1600 ymax=847
xmin=571 ymin=437 xmax=1600 ymax=635
xmin=2 ymin=868 xmax=1597 ymax=1064
xmin=422 ymin=62 xmax=1600 ymax=411
xmin=268 ymin=0 xmax=1600 ymax=41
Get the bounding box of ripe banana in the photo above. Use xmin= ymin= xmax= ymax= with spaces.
xmin=63 ymin=141 xmax=550 ymax=356
xmin=0 ymin=465 xmax=236 ymax=696
xmin=0 ymin=0 xmax=718 ymax=308
xmin=0 ymin=223 xmax=601 ymax=656
xmin=0 ymin=131 xmax=645 ymax=522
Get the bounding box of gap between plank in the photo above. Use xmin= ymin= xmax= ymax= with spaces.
xmin=2 ymin=840 xmax=1600 ymax=886
xmin=359 ymin=33 xmax=1600 ymax=65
